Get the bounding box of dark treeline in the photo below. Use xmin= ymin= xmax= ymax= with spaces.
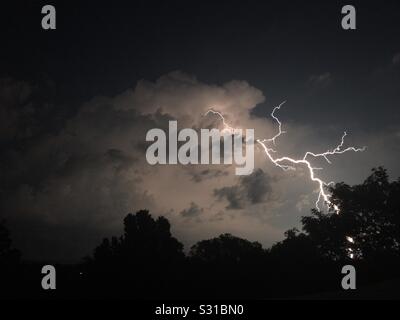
xmin=1 ymin=167 xmax=400 ymax=299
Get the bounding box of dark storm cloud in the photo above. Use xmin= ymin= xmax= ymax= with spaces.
xmin=0 ymin=71 xmax=268 ymax=260
xmin=214 ymin=169 xmax=273 ymax=210
xmin=180 ymin=202 xmax=204 ymax=218
xmin=0 ymin=78 xmax=32 ymax=142
xmin=241 ymin=169 xmax=273 ymax=204
xmin=189 ymin=169 xmax=229 ymax=183
xmin=214 ymin=185 xmax=243 ymax=210
xmin=0 ymin=78 xmax=31 ymax=105
xmin=104 ymin=148 xmax=138 ymax=171
xmin=307 ymin=72 xmax=332 ymax=88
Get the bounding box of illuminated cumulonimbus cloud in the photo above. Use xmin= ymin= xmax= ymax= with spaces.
xmin=207 ymin=101 xmax=366 ymax=214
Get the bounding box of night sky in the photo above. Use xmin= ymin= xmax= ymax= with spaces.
xmin=1 ymin=0 xmax=400 ymax=261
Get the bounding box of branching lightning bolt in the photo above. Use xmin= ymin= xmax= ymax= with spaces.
xmin=257 ymin=101 xmax=366 ymax=213
xmin=205 ymin=102 xmax=366 ymax=214
xmin=204 ymin=109 xmax=237 ymax=134
xmin=206 ymin=102 xmax=366 ymax=258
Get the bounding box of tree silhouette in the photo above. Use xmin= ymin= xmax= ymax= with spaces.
xmin=187 ymin=233 xmax=268 ymax=298
xmin=189 ymin=233 xmax=265 ymax=264
xmin=93 ymin=210 xmax=184 ymax=264
xmin=0 ymin=220 xmax=21 ymax=298
xmin=86 ymin=210 xmax=185 ymax=297
xmin=0 ymin=220 xmax=20 ymax=267
xmin=12 ymin=166 xmax=396 ymax=299
xmin=269 ymin=228 xmax=320 ymax=263
xmin=80 ymin=168 xmax=400 ymax=298
xmin=301 ymin=167 xmax=400 ymax=261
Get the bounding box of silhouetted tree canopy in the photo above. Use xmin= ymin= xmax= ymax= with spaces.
xmin=2 ymin=167 xmax=400 ymax=298
xmin=299 ymin=167 xmax=400 ymax=261
xmin=269 ymin=228 xmax=321 ymax=263
xmin=78 ymin=167 xmax=400 ymax=298
xmin=84 ymin=210 xmax=185 ymax=297
xmin=0 ymin=220 xmax=20 ymax=267
xmin=0 ymin=220 xmax=21 ymax=298
xmin=93 ymin=210 xmax=184 ymax=266
xmin=189 ymin=233 xmax=265 ymax=264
